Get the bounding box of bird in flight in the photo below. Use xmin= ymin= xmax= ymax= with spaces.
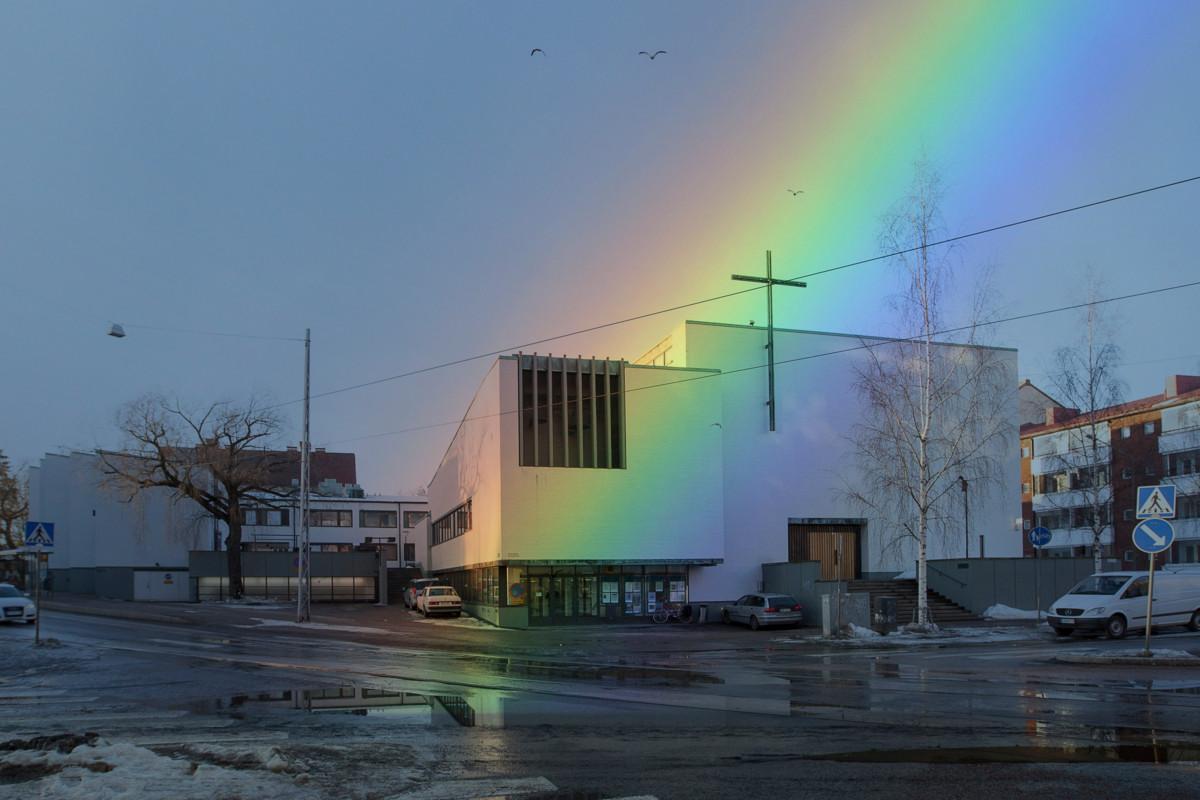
xmin=530 ymin=48 xmax=545 ymax=57
xmin=638 ymin=50 xmax=667 ymax=60
xmin=786 ymin=188 xmax=804 ymax=196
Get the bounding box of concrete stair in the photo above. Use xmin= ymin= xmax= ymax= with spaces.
xmin=847 ymin=578 xmax=977 ymax=624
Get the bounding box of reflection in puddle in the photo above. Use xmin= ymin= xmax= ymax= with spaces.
xmin=209 ymin=686 xmax=479 ymax=727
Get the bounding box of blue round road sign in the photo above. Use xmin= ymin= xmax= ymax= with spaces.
xmin=1132 ymin=518 xmax=1175 ymax=555
xmin=1028 ymin=526 xmax=1052 ymax=548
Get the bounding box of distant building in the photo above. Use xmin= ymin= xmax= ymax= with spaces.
xmin=1020 ymin=375 xmax=1200 ymax=566
xmin=425 ymin=320 xmax=1020 ymax=628
xmin=27 ymin=449 xmax=428 ymax=601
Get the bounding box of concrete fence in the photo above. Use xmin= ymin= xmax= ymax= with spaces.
xmin=925 ymin=557 xmax=1118 ymax=615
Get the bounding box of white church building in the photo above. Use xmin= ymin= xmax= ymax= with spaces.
xmin=426 ymin=320 xmax=1021 ymax=627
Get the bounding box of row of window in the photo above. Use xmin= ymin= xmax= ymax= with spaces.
xmin=242 ymin=508 xmax=429 ymax=529
xmin=1034 ymin=494 xmax=1200 ymax=530
xmin=241 ymin=539 xmax=418 ymax=562
xmin=1022 ymin=421 xmax=1159 ymax=459
xmin=432 ymin=500 xmax=472 ymax=546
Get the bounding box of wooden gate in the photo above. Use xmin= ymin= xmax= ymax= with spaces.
xmin=788 ymin=524 xmax=860 ymax=580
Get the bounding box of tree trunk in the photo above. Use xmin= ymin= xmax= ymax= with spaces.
xmin=226 ymin=502 xmax=244 ymax=600
xmin=1093 ymin=531 xmax=1103 ymax=574
xmin=917 ymin=511 xmax=929 ymax=626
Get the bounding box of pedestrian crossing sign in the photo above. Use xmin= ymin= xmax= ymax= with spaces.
xmin=1136 ymin=485 xmax=1176 ymax=520
xmin=24 ymin=521 xmax=55 ymax=549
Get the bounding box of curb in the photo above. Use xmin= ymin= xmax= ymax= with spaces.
xmin=40 ymin=601 xmax=198 ymax=627
xmin=1053 ymin=654 xmax=1200 ymax=667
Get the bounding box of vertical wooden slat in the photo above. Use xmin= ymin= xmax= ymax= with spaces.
xmin=547 ymin=356 xmax=555 ymax=466
xmin=561 ymin=357 xmax=569 ymax=468
xmin=590 ymin=358 xmax=598 ymax=469
xmin=532 ymin=354 xmax=539 ymax=466
xmin=576 ymin=359 xmax=584 ymax=468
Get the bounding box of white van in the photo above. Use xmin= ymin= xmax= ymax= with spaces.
xmin=1046 ymin=568 xmax=1200 ymax=639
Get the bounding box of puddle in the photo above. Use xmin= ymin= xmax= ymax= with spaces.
xmin=201 ymin=686 xmax=479 ymax=726
xmin=805 ymin=742 xmax=1200 ymax=764
xmin=462 ymin=655 xmax=722 ymax=686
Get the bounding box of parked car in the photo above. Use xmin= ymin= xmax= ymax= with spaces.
xmin=1046 ymin=568 xmax=1200 ymax=639
xmin=0 ymin=583 xmax=36 ymax=624
xmin=405 ymin=578 xmax=445 ymax=609
xmin=417 ymin=586 xmax=462 ymax=617
xmin=721 ymin=593 xmax=803 ymax=630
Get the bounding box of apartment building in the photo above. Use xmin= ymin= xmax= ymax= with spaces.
xmin=1020 ymin=375 xmax=1200 ymax=566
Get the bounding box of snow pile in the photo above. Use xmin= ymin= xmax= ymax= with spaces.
xmin=983 ymin=604 xmax=1043 ymax=620
xmin=411 ymin=614 xmax=496 ymax=629
xmin=893 ymin=568 xmax=916 ymax=580
xmin=0 ymin=738 xmax=320 ymax=799
xmin=844 ymin=623 xmax=880 ymax=639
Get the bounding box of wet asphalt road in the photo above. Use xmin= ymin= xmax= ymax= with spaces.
xmin=3 ymin=609 xmax=1200 ymax=799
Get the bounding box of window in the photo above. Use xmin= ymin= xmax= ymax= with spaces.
xmin=364 ymin=536 xmax=398 ymax=561
xmin=308 ymin=509 xmax=352 ymax=527
xmin=518 ymin=355 xmax=624 ymax=469
xmin=1144 ymin=421 xmax=1156 ymax=435
xmin=1021 ymin=445 xmax=1030 ymax=458
xmin=1121 ymin=426 xmax=1131 ymax=439
xmin=403 ymin=543 xmax=416 ymax=563
xmin=1023 ymin=519 xmax=1032 ymax=531
xmin=432 ymin=500 xmax=472 ymax=545
xmin=1121 ymin=467 xmax=1133 ymax=479
xmin=1021 ymin=482 xmax=1031 ymax=495
xmin=360 ymin=510 xmax=398 ymax=528
xmin=1144 ymin=463 xmax=1156 ymax=477
xmin=313 ymin=542 xmax=353 ymax=552
xmin=242 ymin=508 xmax=289 ymax=527
xmin=1165 ymin=450 xmax=1200 ymax=477
xmin=1123 ymin=509 xmax=1134 ymax=521
xmin=403 ymin=510 xmax=429 ymax=529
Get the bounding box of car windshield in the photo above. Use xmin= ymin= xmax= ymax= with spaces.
xmin=1069 ymin=575 xmax=1132 ymax=596
xmin=765 ymin=596 xmax=798 ymax=608
xmin=428 ymin=587 xmax=456 ymax=596
xmin=0 ymin=586 xmax=22 ymax=598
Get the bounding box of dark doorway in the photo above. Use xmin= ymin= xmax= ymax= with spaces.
xmin=789 ymin=523 xmax=862 ymax=580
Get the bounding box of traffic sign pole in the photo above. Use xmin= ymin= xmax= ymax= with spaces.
xmin=1143 ymin=553 xmax=1156 ymax=658
xmin=1035 ymin=545 xmax=1041 ymax=624
xmin=34 ymin=545 xmax=41 ymax=646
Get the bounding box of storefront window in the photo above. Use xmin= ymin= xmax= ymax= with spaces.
xmin=506 ymin=566 xmax=526 ymax=606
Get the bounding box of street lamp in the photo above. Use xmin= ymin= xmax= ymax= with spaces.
xmin=958 ymin=475 xmax=969 ymax=559
xmin=106 ymin=323 xmax=313 ymax=623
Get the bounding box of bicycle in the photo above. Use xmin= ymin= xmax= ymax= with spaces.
xmin=651 ymin=602 xmax=684 ymax=624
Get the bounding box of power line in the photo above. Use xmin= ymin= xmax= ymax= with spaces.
xmin=278 ymin=173 xmax=1200 ymax=410
xmin=320 ymin=277 xmax=1200 ymax=446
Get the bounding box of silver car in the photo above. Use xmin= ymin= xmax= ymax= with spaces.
xmin=721 ymin=593 xmax=803 ymax=630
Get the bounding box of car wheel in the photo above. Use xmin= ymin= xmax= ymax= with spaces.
xmin=1189 ymin=609 xmax=1200 ymax=632
xmin=1053 ymin=628 xmax=1074 ymax=638
xmin=749 ymin=615 xmax=760 ymax=631
xmin=1106 ymin=615 xmax=1127 ymax=640
xmin=721 ymin=610 xmax=731 ymax=625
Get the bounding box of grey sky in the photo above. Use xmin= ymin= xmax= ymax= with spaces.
xmin=2 ymin=2 xmax=1198 ymax=493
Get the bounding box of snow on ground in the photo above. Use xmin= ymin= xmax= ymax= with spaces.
xmin=892 ymin=568 xmax=916 ymax=580
xmin=983 ymin=604 xmax=1044 ymax=620
xmin=845 ymin=623 xmax=880 ymax=639
xmin=0 ymin=738 xmax=320 ymax=800
xmin=240 ymin=618 xmax=394 ymax=635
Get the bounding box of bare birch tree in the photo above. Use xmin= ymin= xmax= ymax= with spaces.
xmin=99 ymin=395 xmax=288 ymax=599
xmin=1046 ymin=275 xmax=1123 ymax=573
xmin=0 ymin=451 xmax=28 ymax=551
xmin=845 ymin=159 xmax=1012 ymax=628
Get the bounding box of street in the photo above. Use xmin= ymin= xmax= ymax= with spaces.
xmin=3 ymin=605 xmax=1200 ymax=799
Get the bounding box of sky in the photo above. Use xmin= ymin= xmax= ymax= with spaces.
xmin=2 ymin=1 xmax=1199 ymax=494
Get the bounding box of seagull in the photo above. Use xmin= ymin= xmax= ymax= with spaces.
xmin=530 ymin=48 xmax=545 ymax=57
xmin=786 ymin=188 xmax=804 ymax=196
xmin=638 ymin=50 xmax=667 ymax=60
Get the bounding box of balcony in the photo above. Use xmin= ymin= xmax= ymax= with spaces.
xmin=1031 ymin=446 xmax=1111 ymax=475
xmin=1159 ymin=427 xmax=1200 ymax=455
xmin=1038 ymin=526 xmax=1113 ymax=548
xmin=1162 ymin=474 xmax=1200 ymax=497
xmin=1031 ymin=487 xmax=1113 ymax=513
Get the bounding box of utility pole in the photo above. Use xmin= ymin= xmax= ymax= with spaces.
xmin=731 ymin=251 xmax=806 ymax=431
xmin=959 ymin=476 xmax=970 ymax=558
xmin=297 ymin=328 xmax=312 ymax=623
